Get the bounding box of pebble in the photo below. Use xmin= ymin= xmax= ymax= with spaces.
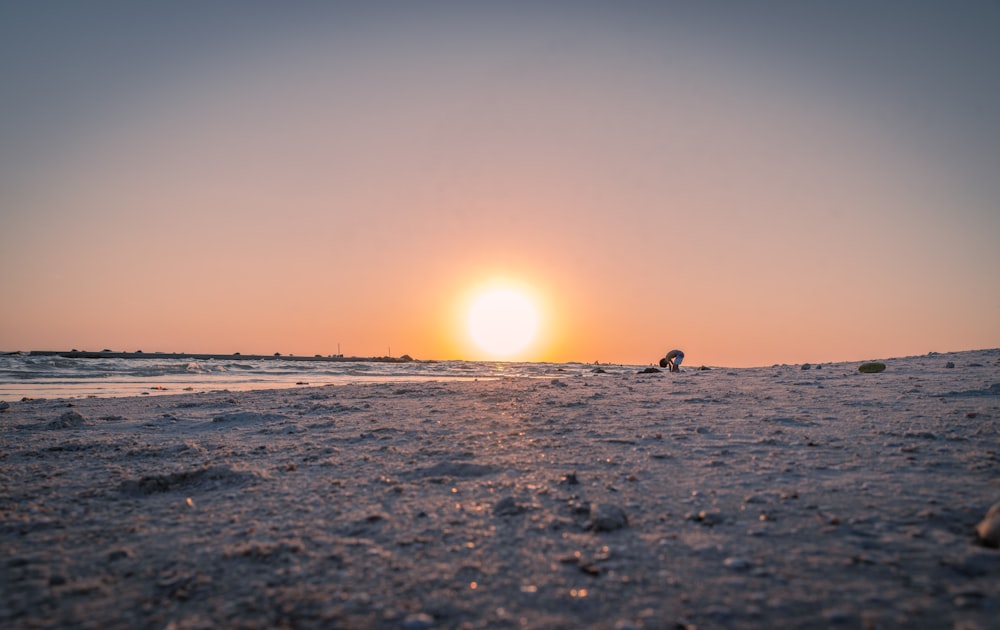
xmin=590 ymin=503 xmax=628 ymax=532
xmin=493 ymin=496 xmax=526 ymax=517
xmin=49 ymin=410 xmax=87 ymax=429
xmin=107 ymin=549 xmax=132 ymax=562
xmin=723 ymin=557 xmax=751 ymax=570
xmin=975 ymin=502 xmax=1000 ymax=548
xmin=402 ymin=612 xmax=434 ymax=630
xmin=687 ymin=510 xmax=724 ymax=526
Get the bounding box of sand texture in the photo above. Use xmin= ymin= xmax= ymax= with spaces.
xmin=2 ymin=350 xmax=999 ymax=629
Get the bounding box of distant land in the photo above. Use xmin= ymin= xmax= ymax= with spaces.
xmin=14 ymin=350 xmax=418 ymax=363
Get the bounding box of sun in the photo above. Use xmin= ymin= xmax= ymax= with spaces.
xmin=467 ymin=286 xmax=540 ymax=358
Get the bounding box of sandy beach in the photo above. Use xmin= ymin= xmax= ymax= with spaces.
xmin=2 ymin=349 xmax=998 ymax=629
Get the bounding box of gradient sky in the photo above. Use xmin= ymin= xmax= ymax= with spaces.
xmin=2 ymin=1 xmax=998 ymax=367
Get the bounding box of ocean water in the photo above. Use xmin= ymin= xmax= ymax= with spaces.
xmin=0 ymin=354 xmax=634 ymax=400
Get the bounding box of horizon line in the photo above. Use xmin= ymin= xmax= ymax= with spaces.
xmin=4 ymin=347 xmax=997 ymax=371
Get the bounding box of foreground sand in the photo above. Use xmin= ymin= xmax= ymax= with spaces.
xmin=2 ymin=350 xmax=999 ymax=629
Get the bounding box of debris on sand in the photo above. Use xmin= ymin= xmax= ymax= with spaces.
xmin=858 ymin=362 xmax=887 ymax=373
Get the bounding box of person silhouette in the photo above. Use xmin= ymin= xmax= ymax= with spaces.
xmin=659 ymin=349 xmax=684 ymax=372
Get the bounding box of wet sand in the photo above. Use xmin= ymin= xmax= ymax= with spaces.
xmin=2 ymin=350 xmax=999 ymax=628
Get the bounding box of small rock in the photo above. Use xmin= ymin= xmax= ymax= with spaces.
xmin=801 ymin=363 xmax=811 ymax=370
xmin=49 ymin=410 xmax=87 ymax=429
xmin=403 ymin=612 xmax=434 ymax=630
xmin=561 ymin=472 xmax=580 ymax=485
xmin=723 ymin=557 xmax=751 ymax=570
xmin=975 ymin=502 xmax=1000 ymax=548
xmin=945 ymin=361 xmax=955 ymax=368
xmin=589 ymin=503 xmax=628 ymax=532
xmin=638 ymin=367 xmax=661 ymax=374
xmin=0 ymin=401 xmax=9 ymax=412
xmin=493 ymin=496 xmax=526 ymax=517
xmin=687 ymin=510 xmax=724 ymax=526
xmin=858 ymin=362 xmax=886 ymax=373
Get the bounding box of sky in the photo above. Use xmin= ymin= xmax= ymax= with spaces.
xmin=1 ymin=1 xmax=998 ymax=367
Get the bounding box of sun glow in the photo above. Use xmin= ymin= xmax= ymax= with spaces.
xmin=466 ymin=286 xmax=540 ymax=359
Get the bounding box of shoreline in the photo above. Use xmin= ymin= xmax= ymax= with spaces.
xmin=2 ymin=348 xmax=998 ymax=403
xmin=15 ymin=350 xmax=421 ymax=363
xmin=0 ymin=354 xmax=613 ymax=402
xmin=8 ymin=348 xmax=998 ymax=370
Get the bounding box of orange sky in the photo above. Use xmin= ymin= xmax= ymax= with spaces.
xmin=2 ymin=3 xmax=998 ymax=367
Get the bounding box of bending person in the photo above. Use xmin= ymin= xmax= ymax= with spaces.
xmin=660 ymin=349 xmax=684 ymax=372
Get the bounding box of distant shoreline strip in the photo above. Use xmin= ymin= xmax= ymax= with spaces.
xmin=20 ymin=351 xmax=419 ymax=364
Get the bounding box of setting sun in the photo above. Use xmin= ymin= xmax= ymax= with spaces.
xmin=466 ymin=286 xmax=540 ymax=359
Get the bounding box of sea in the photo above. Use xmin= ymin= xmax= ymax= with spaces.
xmin=0 ymin=353 xmax=634 ymax=400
